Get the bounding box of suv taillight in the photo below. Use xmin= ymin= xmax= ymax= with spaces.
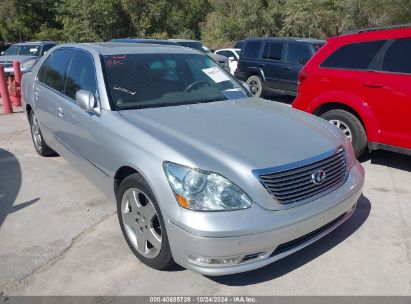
xmin=298 ymin=71 xmax=308 ymax=84
xmin=297 ymin=71 xmax=308 ymax=95
xmin=235 ymin=61 xmax=241 ymax=73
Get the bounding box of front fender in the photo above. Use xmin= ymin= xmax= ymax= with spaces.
xmin=309 ymin=91 xmax=379 ymax=142
xmin=247 ymin=67 xmax=265 ymax=81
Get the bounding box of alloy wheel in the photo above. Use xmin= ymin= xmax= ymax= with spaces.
xmin=330 ymin=119 xmax=353 ymax=141
xmin=31 ymin=114 xmax=42 ymax=151
xmin=247 ymin=79 xmax=260 ymax=95
xmin=121 ymin=188 xmax=162 ymax=259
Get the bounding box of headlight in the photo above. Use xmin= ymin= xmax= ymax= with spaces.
xmin=343 ymin=137 xmax=356 ymax=169
xmin=163 ymin=162 xmax=253 ymax=211
xmin=21 ymin=59 xmax=37 ymax=70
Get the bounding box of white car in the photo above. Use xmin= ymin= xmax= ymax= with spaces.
xmin=215 ymin=48 xmax=240 ymax=75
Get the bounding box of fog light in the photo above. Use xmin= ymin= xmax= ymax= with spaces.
xmin=187 ymin=253 xmax=243 ymax=266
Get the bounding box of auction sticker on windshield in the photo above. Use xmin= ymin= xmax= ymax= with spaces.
xmin=202 ymin=67 xmax=230 ymax=83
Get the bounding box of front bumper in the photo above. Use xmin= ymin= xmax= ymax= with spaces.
xmin=166 ymin=160 xmax=364 ymax=276
xmin=4 ymin=66 xmax=30 ymax=75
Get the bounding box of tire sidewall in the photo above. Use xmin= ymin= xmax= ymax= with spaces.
xmin=29 ymin=111 xmax=44 ymax=155
xmin=321 ymin=110 xmax=367 ymax=157
xmin=246 ymin=75 xmax=264 ymax=97
xmin=116 ymin=173 xmax=173 ymax=269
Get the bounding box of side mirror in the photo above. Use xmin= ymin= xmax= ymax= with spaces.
xmin=76 ymin=90 xmax=98 ymax=114
xmin=299 ymin=57 xmax=308 ymax=65
xmin=228 ymin=56 xmax=237 ymax=62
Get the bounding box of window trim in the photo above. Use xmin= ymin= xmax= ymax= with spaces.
xmin=284 ymin=43 xmax=312 ymax=64
xmin=261 ymin=41 xmax=284 ymax=62
xmin=36 ymin=48 xmax=74 ymax=94
xmin=242 ymin=41 xmax=263 ymax=59
xmin=319 ymin=39 xmax=389 ymax=72
xmin=378 ymin=38 xmax=411 ymax=76
xmin=62 ymin=49 xmax=99 ymax=104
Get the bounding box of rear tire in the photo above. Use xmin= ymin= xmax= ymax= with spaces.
xmin=246 ymin=75 xmax=264 ymax=97
xmin=29 ymin=111 xmax=55 ymax=156
xmin=116 ymin=173 xmax=174 ymax=270
xmin=321 ymin=109 xmax=367 ymax=158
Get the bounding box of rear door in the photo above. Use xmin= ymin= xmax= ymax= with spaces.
xmin=260 ymin=41 xmax=286 ymax=91
xmin=34 ymin=49 xmax=73 ymax=147
xmin=281 ymin=43 xmax=313 ymax=93
xmin=367 ymin=38 xmax=411 ymax=149
xmin=237 ymin=41 xmax=263 ymax=81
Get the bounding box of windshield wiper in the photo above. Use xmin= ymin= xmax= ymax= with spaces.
xmin=117 ymin=97 xmax=228 ymax=110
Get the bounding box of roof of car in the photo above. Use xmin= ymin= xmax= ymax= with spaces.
xmin=54 ymin=42 xmax=200 ymax=56
xmin=329 ymin=26 xmax=411 ymax=43
xmin=110 ymin=38 xmax=177 ymax=45
xmin=168 ymin=39 xmax=200 ymax=43
xmin=14 ymin=41 xmax=56 ymax=45
xmin=244 ymin=37 xmax=326 ymax=43
xmin=216 ymin=48 xmax=241 ymax=52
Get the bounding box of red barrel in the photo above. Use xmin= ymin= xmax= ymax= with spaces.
xmin=0 ymin=65 xmax=13 ymax=114
xmin=12 ymin=60 xmax=22 ymax=107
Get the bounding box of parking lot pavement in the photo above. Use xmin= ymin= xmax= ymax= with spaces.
xmin=0 ymin=112 xmax=410 ymax=296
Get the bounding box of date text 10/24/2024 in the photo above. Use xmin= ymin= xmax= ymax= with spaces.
xmin=149 ymin=296 xmax=257 ymax=303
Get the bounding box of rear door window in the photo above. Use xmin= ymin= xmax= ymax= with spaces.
xmin=381 ymin=38 xmax=411 ymax=74
xmin=321 ymin=40 xmax=387 ymax=70
xmin=286 ymin=44 xmax=311 ymax=63
xmin=243 ymin=42 xmax=261 ymax=59
xmin=37 ymin=57 xmax=49 ymax=83
xmin=262 ymin=42 xmax=283 ymax=61
xmin=64 ymin=51 xmax=97 ymax=100
xmin=42 ymin=49 xmax=73 ymax=92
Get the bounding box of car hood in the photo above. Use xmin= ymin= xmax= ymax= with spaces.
xmin=0 ymin=55 xmax=37 ymax=63
xmin=120 ymin=97 xmax=341 ymax=171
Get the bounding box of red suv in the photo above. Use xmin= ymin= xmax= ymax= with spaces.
xmin=292 ymin=26 xmax=411 ymax=157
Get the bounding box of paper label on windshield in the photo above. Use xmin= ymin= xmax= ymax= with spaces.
xmin=202 ymin=67 xmax=230 ymax=83
xmin=30 ymin=48 xmax=38 ymax=52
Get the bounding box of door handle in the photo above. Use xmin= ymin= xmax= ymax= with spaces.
xmin=258 ymin=63 xmax=266 ymax=67
xmin=362 ymin=81 xmax=384 ymax=88
xmin=57 ymin=107 xmax=64 ymax=117
xmin=283 ymin=66 xmax=292 ymax=70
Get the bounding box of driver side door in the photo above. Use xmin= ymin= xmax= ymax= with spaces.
xmin=55 ymin=50 xmax=109 ymax=192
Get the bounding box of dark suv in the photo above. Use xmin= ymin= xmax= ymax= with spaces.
xmin=234 ymin=38 xmax=324 ymax=97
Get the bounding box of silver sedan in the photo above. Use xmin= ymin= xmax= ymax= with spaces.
xmin=21 ymin=42 xmax=364 ymax=276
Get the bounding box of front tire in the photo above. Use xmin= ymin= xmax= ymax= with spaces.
xmin=29 ymin=111 xmax=55 ymax=156
xmin=321 ymin=109 xmax=367 ymax=158
xmin=246 ymin=75 xmax=264 ymax=97
xmin=116 ymin=173 xmax=174 ymax=270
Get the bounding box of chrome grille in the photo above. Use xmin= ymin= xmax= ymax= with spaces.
xmin=0 ymin=61 xmax=12 ymax=67
xmin=257 ymin=148 xmax=347 ymax=204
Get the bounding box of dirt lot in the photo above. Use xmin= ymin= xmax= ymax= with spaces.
xmin=0 ymin=110 xmax=410 ymax=296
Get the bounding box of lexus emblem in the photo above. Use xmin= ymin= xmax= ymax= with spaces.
xmin=312 ymin=170 xmax=326 ymax=185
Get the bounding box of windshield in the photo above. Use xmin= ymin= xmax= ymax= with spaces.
xmin=103 ymin=53 xmax=249 ymax=110
xmin=4 ymin=44 xmax=40 ymax=56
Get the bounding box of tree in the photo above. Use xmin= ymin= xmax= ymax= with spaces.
xmin=0 ymin=0 xmax=59 ymax=41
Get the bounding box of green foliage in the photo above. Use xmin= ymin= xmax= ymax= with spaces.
xmin=1 ymin=0 xmax=410 ymax=49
